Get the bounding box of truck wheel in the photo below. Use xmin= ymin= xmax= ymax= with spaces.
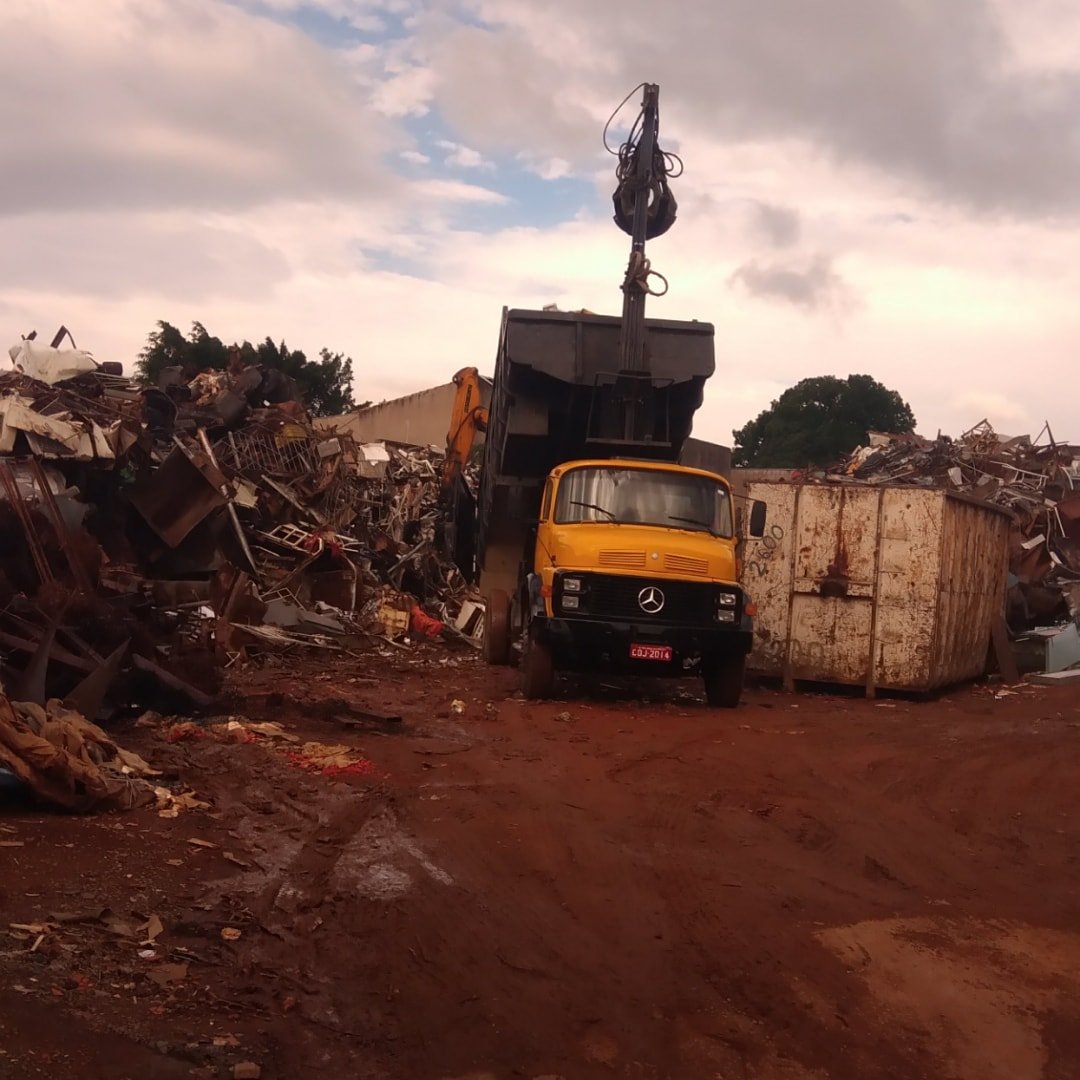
xmin=521 ymin=634 xmax=555 ymax=700
xmin=483 ymin=589 xmax=511 ymax=666
xmin=703 ymin=654 xmax=745 ymax=708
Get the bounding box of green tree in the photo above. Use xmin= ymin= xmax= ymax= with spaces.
xmin=136 ymin=320 xmax=358 ymax=417
xmin=732 ymin=374 xmax=916 ymax=468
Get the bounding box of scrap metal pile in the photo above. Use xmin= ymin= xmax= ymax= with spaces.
xmin=0 ymin=332 xmax=479 ymax=721
xmin=828 ymin=421 xmax=1080 ymax=664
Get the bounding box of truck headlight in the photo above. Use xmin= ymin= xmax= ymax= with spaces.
xmin=562 ymin=595 xmax=580 ymax=610
xmin=718 ymin=592 xmax=737 ymax=607
xmin=563 ymin=577 xmax=582 ymax=593
xmin=716 ymin=609 xmax=736 ymax=623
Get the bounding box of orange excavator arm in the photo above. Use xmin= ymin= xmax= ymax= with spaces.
xmin=442 ymin=366 xmax=489 ymax=492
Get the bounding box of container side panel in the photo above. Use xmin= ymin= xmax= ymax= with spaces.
xmin=744 ymin=483 xmax=798 ymax=676
xmin=793 ymin=486 xmax=879 ymax=599
xmin=930 ymin=497 xmax=1010 ymax=688
xmin=784 ymin=485 xmax=879 ymax=684
xmin=873 ymin=489 xmax=941 ymax=690
xmin=788 ymin=593 xmax=874 ymax=684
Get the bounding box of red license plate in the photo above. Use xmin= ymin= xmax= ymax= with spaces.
xmin=629 ymin=643 xmax=673 ymax=662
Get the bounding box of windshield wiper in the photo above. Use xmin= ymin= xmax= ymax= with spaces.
xmin=666 ymin=514 xmax=715 ymax=534
xmin=570 ymin=500 xmax=619 ymax=522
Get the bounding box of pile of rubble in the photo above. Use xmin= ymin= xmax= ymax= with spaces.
xmin=0 ymin=693 xmax=161 ymax=812
xmin=827 ymin=420 xmax=1080 ymax=673
xmin=0 ymin=330 xmax=481 ymax=722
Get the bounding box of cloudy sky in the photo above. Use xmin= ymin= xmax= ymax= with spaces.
xmin=3 ymin=0 xmax=1078 ymax=445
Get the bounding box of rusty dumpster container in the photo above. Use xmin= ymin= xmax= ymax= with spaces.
xmin=741 ymin=482 xmax=1011 ymax=694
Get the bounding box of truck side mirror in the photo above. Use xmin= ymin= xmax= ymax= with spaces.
xmin=748 ymin=500 xmax=767 ymax=538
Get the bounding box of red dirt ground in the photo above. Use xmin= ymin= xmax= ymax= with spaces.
xmin=3 ymin=648 xmax=1080 ymax=1079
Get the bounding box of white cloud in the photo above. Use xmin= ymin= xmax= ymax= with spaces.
xmin=0 ymin=0 xmax=399 ymax=214
xmin=430 ymin=0 xmax=1080 ymax=217
xmin=949 ymin=392 xmax=1034 ymax=435
xmin=436 ymin=140 xmax=493 ymax=169
xmin=372 ymin=61 xmax=435 ymax=117
xmin=520 ymin=155 xmax=574 ymax=180
xmin=410 ymin=179 xmax=508 ymax=204
xmin=0 ymin=0 xmax=1077 ymax=454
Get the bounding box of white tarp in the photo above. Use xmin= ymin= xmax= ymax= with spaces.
xmin=8 ymin=339 xmax=97 ymax=385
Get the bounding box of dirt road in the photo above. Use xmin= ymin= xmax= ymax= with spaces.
xmin=3 ymin=651 xmax=1080 ymax=1079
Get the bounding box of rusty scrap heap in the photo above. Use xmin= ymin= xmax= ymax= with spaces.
xmin=0 ymin=333 xmax=476 ymax=720
xmin=829 ymin=421 xmax=1080 ymax=641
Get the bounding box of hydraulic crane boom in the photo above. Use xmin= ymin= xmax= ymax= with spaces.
xmin=607 ymin=82 xmax=679 ymax=443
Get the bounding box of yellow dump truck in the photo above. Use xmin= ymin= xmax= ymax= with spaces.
xmin=445 ymin=307 xmax=766 ymax=706
xmin=444 ymin=84 xmax=766 ymax=703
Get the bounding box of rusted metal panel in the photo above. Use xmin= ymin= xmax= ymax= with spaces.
xmin=744 ymin=481 xmax=1010 ymax=693
xmin=743 ymin=483 xmax=799 ymax=677
xmin=787 ymin=486 xmax=879 ymax=684
xmin=792 ymin=486 xmax=879 ymax=600
xmin=788 ymin=592 xmax=873 ymax=684
xmin=872 ymin=489 xmax=940 ymax=690
xmin=929 ymin=495 xmax=1011 ymax=688
xmin=129 ymin=443 xmax=228 ymax=548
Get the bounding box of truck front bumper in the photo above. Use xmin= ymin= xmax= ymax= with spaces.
xmin=535 ymin=616 xmax=753 ymax=676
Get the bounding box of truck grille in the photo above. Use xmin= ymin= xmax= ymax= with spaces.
xmin=598 ymin=549 xmax=647 ymax=570
xmin=664 ymin=553 xmax=708 ymax=576
xmin=561 ymin=573 xmax=734 ymax=627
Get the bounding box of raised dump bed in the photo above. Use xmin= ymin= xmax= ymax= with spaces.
xmin=476 ymin=307 xmax=715 ymax=592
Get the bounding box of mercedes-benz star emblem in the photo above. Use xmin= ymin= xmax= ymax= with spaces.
xmin=638 ymin=586 xmax=665 ymax=614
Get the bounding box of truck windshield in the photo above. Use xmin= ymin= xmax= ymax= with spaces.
xmin=554 ymin=467 xmax=733 ymax=537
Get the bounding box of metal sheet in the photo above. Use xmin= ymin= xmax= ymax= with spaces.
xmin=872 ymin=489 xmax=940 ymax=690
xmin=792 ymin=486 xmax=878 ymax=599
xmin=129 ymin=443 xmax=228 ymax=548
xmin=742 ymin=483 xmax=799 ymax=677
xmin=788 ymin=592 xmax=874 ymax=684
xmin=928 ymin=494 xmax=1011 ymax=688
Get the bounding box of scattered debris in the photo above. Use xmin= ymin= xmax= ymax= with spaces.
xmin=1029 ymin=668 xmax=1080 ymax=686
xmin=0 ymin=694 xmax=159 ymax=812
xmin=154 ymin=787 xmax=209 ymax=818
xmin=819 ymin=420 xmax=1080 ymax=675
xmin=0 ymin=330 xmax=484 ymax=719
xmin=140 ymin=914 xmax=164 ymax=945
xmin=146 ymin=962 xmax=188 ymax=986
xmin=284 ymin=742 xmax=376 ymax=778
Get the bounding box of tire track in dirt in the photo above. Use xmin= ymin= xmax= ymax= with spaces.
xmin=390 ymin=709 xmax=681 ymax=1078
xmin=620 ymin=711 xmax=944 ymax=1079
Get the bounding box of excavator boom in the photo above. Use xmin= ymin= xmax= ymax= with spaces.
xmin=442 ymin=366 xmax=489 ymax=492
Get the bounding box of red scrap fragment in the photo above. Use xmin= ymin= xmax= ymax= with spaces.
xmin=322 ymin=760 xmax=376 ymax=778
xmin=165 ymin=722 xmax=206 ymax=743
xmin=409 ymin=605 xmax=444 ymax=639
xmin=284 ymin=751 xmax=375 ymax=778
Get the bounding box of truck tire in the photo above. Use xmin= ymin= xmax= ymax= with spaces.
xmin=483 ymin=589 xmax=511 ymax=666
xmin=521 ymin=634 xmax=555 ymax=700
xmin=703 ymin=654 xmax=745 ymax=708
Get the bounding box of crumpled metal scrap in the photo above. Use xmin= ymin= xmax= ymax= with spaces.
xmin=827 ymin=420 xmax=1080 ymax=632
